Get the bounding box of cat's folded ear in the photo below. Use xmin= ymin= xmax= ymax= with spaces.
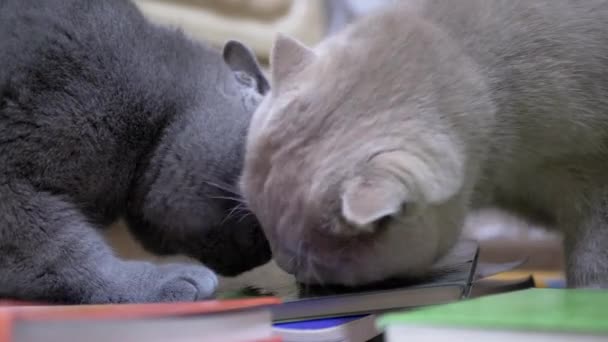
xmin=341 ymin=173 xmax=408 ymax=227
xmin=340 ymin=150 xmax=464 ymax=227
xmin=223 ymin=40 xmax=270 ymax=94
xmin=270 ymin=33 xmax=316 ymax=93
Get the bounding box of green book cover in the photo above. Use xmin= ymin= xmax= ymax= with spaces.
xmin=377 ymin=288 xmax=608 ymax=334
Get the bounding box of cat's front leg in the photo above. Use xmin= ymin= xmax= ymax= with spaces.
xmin=0 ymin=181 xmax=217 ymax=303
xmin=563 ymin=197 xmax=608 ymax=288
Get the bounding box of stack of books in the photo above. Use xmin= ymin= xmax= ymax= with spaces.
xmin=6 ymin=240 xmax=590 ymax=342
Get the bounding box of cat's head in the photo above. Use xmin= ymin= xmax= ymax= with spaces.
xmin=241 ymin=27 xmax=492 ymax=286
xmin=126 ymin=40 xmax=273 ymax=277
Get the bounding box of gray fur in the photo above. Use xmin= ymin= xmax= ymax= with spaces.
xmin=0 ymin=0 xmax=270 ymax=303
xmin=241 ymin=0 xmax=608 ymax=287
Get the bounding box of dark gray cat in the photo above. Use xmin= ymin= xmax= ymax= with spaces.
xmin=0 ymin=0 xmax=271 ymax=303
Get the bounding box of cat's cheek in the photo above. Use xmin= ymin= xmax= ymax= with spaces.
xmin=353 ymin=215 xmax=446 ymax=283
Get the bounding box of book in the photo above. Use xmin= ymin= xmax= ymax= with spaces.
xmin=485 ymin=270 xmax=566 ymax=288
xmin=219 ymin=240 xmax=480 ymax=322
xmin=273 ymin=315 xmax=380 ymax=342
xmin=270 ymin=273 xmax=535 ymax=342
xmin=0 ymin=297 xmax=281 ymax=342
xmin=470 ymin=274 xmax=535 ymax=297
xmin=378 ymin=288 xmax=608 ymax=341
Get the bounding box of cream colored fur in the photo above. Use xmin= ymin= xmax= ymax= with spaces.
xmin=241 ymin=0 xmax=608 ymax=287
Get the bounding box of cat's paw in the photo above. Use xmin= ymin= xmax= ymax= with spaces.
xmin=90 ymin=261 xmax=219 ymax=303
xmin=153 ymin=263 xmax=219 ymax=302
xmin=95 ymin=261 xmax=219 ymax=303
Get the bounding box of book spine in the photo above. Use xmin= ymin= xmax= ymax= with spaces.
xmin=0 ymin=311 xmax=13 ymax=342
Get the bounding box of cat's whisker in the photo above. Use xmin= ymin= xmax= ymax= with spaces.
xmin=292 ymin=239 xmax=308 ymax=292
xmin=295 ymin=239 xmax=325 ymax=289
xmin=286 ymin=254 xmax=297 ymax=270
xmin=221 ymin=203 xmax=248 ymax=224
xmin=236 ymin=211 xmax=254 ymax=223
xmin=208 ymin=195 xmax=245 ymax=203
xmin=232 ymin=203 xmax=252 ymax=217
xmin=201 ymin=179 xmax=241 ymax=196
xmin=295 ymin=239 xmax=304 ymax=270
xmin=295 ymin=240 xmax=308 ymax=287
xmin=308 ymin=254 xmax=326 ymax=288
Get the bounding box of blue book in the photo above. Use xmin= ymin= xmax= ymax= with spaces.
xmin=273 ymin=315 xmax=380 ymax=342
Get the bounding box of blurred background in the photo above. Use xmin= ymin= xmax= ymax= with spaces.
xmin=131 ymin=0 xmax=397 ymax=62
xmin=106 ymin=0 xmax=564 ymax=290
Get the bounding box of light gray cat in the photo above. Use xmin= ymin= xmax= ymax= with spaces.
xmin=240 ymin=0 xmax=608 ymax=288
xmin=0 ymin=0 xmax=271 ymax=303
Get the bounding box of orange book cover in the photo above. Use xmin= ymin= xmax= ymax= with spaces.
xmin=0 ymin=297 xmax=281 ymax=342
xmin=0 ymin=311 xmax=11 ymax=342
xmin=0 ymin=297 xmax=280 ymax=320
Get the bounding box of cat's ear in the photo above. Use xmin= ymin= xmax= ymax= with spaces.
xmin=270 ymin=33 xmax=316 ymax=92
xmin=341 ymin=149 xmax=464 ymax=227
xmin=341 ymin=174 xmax=408 ymax=227
xmin=223 ymin=40 xmax=270 ymax=94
